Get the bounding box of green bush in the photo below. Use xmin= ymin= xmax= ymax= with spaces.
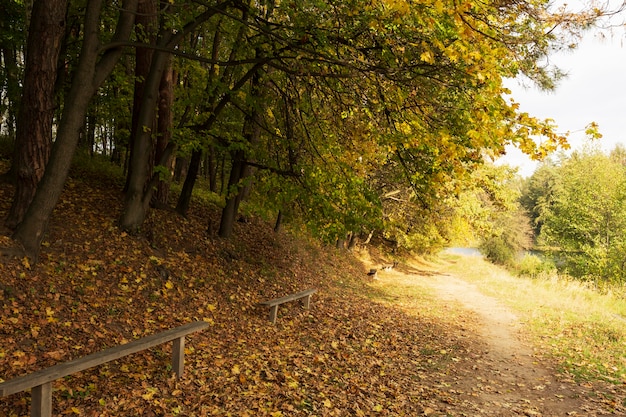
xmin=480 ymin=236 xmax=515 ymax=265
xmin=516 ymin=253 xmax=555 ymax=278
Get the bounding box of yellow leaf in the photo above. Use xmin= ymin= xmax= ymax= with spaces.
xmin=420 ymin=50 xmax=434 ymax=64
xmin=207 ymin=304 xmax=216 ymax=312
xmin=22 ymin=257 xmax=30 ymax=270
xmin=141 ymin=387 xmax=158 ymax=400
xmin=231 ymin=364 xmax=241 ymax=375
xmin=373 ymin=404 xmax=384 ymax=412
xmin=324 ymin=399 xmax=332 ymax=408
xmin=165 ymin=281 xmax=174 ymax=289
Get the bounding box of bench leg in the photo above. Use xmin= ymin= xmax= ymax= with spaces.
xmin=31 ymin=382 xmax=52 ymax=417
xmin=172 ymin=336 xmax=185 ymax=378
xmin=302 ymin=294 xmax=311 ymax=310
xmin=269 ymin=306 xmax=278 ymax=324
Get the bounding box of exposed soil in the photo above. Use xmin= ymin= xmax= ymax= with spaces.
xmin=378 ymin=259 xmax=626 ymax=416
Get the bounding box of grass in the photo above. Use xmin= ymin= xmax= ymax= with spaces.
xmin=438 ymin=252 xmax=626 ymax=384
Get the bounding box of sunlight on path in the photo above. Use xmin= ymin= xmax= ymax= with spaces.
xmin=371 ymin=262 xmax=594 ymax=416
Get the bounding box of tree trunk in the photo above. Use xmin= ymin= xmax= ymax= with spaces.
xmin=218 ymin=152 xmax=249 ymax=238
xmin=120 ymin=3 xmax=228 ymax=231
xmin=175 ymin=148 xmax=202 ymax=216
xmin=0 ymin=46 xmax=20 ymax=139
xmin=274 ymin=210 xmax=283 ymax=232
xmin=6 ymin=0 xmax=67 ymax=229
xmin=173 ymin=155 xmax=188 ymax=182
xmin=153 ymin=57 xmax=174 ymax=207
xmin=13 ymin=0 xmax=138 ymax=261
xmin=348 ymin=232 xmax=359 ymax=250
xmin=123 ymin=0 xmax=157 ymax=194
xmin=119 ymin=46 xmax=170 ymax=231
xmin=217 ymin=66 xmax=264 ymax=238
xmin=207 ymin=145 xmax=218 ymax=192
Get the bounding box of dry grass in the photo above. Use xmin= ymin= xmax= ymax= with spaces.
xmin=438 ymin=253 xmax=626 ymax=383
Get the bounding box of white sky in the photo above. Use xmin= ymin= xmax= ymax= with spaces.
xmin=497 ymin=20 xmax=626 ymax=177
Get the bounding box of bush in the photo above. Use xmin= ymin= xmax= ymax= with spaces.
xmin=516 ymin=253 xmax=556 ymax=278
xmin=480 ymin=236 xmax=515 ymax=265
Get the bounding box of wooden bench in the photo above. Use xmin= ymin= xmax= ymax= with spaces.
xmin=259 ymin=288 xmax=317 ymax=324
xmin=0 ymin=321 xmax=209 ymax=417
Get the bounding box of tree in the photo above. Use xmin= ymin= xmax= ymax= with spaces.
xmin=6 ymin=0 xmax=613 ymax=261
xmin=12 ymin=0 xmax=139 ymax=260
xmin=447 ymin=164 xmax=532 ymax=263
xmin=0 ymin=0 xmax=25 ymax=139
xmin=531 ymin=146 xmax=626 ymax=282
xmin=119 ymin=1 xmax=234 ymax=232
xmin=6 ymin=0 xmax=68 ymax=229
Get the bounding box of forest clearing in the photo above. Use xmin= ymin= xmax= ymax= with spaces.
xmin=1 ymin=167 xmax=625 ymax=416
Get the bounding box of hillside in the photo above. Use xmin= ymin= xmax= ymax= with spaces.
xmin=0 ymin=162 xmax=625 ymax=416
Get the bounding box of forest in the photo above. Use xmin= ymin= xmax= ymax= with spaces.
xmin=0 ymin=0 xmax=610 ymax=260
xmin=3 ymin=1 xmax=626 ymax=415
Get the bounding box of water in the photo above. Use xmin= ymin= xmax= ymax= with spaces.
xmin=444 ymin=247 xmax=482 ymax=256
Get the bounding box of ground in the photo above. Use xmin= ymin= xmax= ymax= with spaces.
xmin=368 ymin=257 xmax=626 ymax=416
xmin=0 ymin=167 xmax=625 ymax=416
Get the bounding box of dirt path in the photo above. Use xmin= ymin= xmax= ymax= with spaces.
xmin=380 ymin=262 xmax=620 ymax=416
xmin=427 ymin=273 xmax=590 ymax=416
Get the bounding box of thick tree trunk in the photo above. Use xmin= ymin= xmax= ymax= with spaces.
xmin=6 ymin=0 xmax=67 ymax=229
xmin=217 ymin=66 xmax=264 ymax=238
xmin=120 ymin=3 xmax=228 ymax=231
xmin=124 ymin=0 xmax=157 ymax=194
xmin=175 ymin=148 xmax=202 ymax=216
xmin=119 ymin=47 xmax=170 ymax=231
xmin=13 ymin=0 xmax=138 ymax=261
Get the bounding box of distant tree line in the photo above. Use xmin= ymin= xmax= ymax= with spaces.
xmin=521 ymin=144 xmax=626 ymax=283
xmin=0 ymin=0 xmax=610 ymax=261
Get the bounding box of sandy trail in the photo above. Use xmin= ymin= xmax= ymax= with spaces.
xmin=426 ymin=273 xmax=588 ymax=416
xmin=372 ymin=258 xmax=619 ymax=416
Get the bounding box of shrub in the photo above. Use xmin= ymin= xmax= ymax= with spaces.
xmin=516 ymin=253 xmax=556 ymax=278
xmin=480 ymin=236 xmax=515 ymax=265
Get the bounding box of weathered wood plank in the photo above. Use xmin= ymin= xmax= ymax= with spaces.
xmin=259 ymin=289 xmax=317 ymax=307
xmin=0 ymin=321 xmax=209 ymax=396
xmin=172 ymin=336 xmax=185 ymax=378
xmin=259 ymin=289 xmax=317 ymax=323
xmin=31 ymin=382 xmax=52 ymax=417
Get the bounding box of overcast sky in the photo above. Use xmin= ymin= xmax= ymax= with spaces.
xmin=496 ymin=23 xmax=626 ymax=177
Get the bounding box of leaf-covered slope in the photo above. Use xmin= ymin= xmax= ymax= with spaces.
xmin=0 ymin=166 xmax=471 ymax=416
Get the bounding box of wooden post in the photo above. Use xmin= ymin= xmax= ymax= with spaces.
xmin=303 ymin=294 xmax=311 ymax=309
xmin=172 ymin=336 xmax=185 ymax=378
xmin=269 ymin=306 xmax=278 ymax=324
xmin=31 ymin=382 xmax=52 ymax=417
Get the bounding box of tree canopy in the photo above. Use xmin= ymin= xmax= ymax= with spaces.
xmin=522 ymin=145 xmax=626 ymax=283
xmin=0 ymin=0 xmax=614 ymax=260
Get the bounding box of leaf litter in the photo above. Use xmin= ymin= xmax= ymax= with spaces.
xmin=0 ymin=172 xmax=624 ymax=416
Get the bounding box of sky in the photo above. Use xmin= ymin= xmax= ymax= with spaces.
xmin=496 ymin=21 xmax=626 ymax=177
